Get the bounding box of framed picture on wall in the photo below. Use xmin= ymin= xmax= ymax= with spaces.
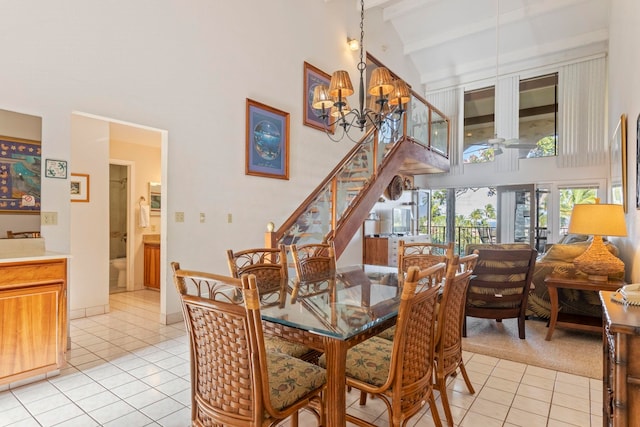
xmin=245 ymin=98 xmax=290 ymax=180
xmin=0 ymin=136 xmax=41 ymax=213
xmin=70 ymin=173 xmax=90 ymax=202
xmin=45 ymin=158 xmax=67 ymax=179
xmin=610 ymin=114 xmax=627 ymax=212
xmin=303 ymin=61 xmax=334 ymax=133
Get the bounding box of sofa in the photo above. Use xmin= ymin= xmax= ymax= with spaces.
xmin=466 ymin=236 xmax=622 ymax=321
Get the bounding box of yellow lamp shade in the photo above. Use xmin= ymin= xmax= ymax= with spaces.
xmin=329 ymin=70 xmax=354 ymax=98
xmin=388 ymin=79 xmax=411 ymax=106
xmin=568 ymin=202 xmax=627 ymax=237
xmin=368 ymin=67 xmax=394 ymax=97
xmin=312 ymin=85 xmax=334 ymax=110
xmin=567 ymin=200 xmax=627 ymax=281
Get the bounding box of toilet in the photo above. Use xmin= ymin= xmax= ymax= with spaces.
xmin=110 ymin=257 xmax=127 ymax=288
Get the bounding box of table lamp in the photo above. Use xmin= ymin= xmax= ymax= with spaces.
xmin=567 ymin=199 xmax=626 ymax=282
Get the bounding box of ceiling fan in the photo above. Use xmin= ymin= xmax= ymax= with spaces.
xmin=467 ymin=135 xmax=537 ymax=156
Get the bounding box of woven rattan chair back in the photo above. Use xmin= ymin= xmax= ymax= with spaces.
xmin=463 ymin=248 xmax=537 ymax=340
xmin=457 ymin=252 xmax=479 ymax=273
xmin=290 ymin=242 xmax=336 ymax=282
xmin=227 ymin=244 xmax=288 ymax=306
xmin=345 ymin=263 xmax=445 ymax=427
xmin=171 ymin=262 xmax=324 ymax=426
xmin=227 ymin=244 xmax=287 ymax=290
xmin=397 ymin=241 xmax=453 ymax=285
xmin=434 ymin=254 xmax=478 ymax=426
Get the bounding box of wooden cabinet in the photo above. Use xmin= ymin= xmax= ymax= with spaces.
xmin=363 ymin=237 xmax=388 ymax=266
xmin=144 ymin=243 xmax=160 ymax=289
xmin=600 ymin=291 xmax=640 ymax=426
xmin=0 ymin=258 xmax=67 ymax=386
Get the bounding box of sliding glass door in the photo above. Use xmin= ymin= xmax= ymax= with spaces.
xmin=496 ymin=184 xmax=536 ymax=247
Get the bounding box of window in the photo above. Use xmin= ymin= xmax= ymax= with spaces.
xmin=558 ymin=187 xmax=598 ymax=238
xmin=463 ymin=86 xmax=495 ymax=164
xmin=519 ymin=74 xmax=558 ymax=158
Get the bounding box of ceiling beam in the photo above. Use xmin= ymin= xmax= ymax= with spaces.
xmin=401 ymin=0 xmax=593 ymax=55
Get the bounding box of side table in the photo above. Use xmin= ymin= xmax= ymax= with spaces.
xmin=544 ymin=276 xmax=624 ymax=341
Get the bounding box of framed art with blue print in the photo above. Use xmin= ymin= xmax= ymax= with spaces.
xmin=303 ymin=61 xmax=334 ymax=134
xmin=245 ymin=98 xmax=290 ymax=180
xmin=0 ymin=136 xmax=41 ymax=213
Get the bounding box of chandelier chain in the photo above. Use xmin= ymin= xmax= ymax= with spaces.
xmin=359 ymin=0 xmax=365 ymax=69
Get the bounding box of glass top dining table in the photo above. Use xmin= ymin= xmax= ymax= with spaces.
xmin=260 ymin=264 xmax=401 ymax=427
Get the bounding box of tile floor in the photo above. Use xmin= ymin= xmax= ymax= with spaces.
xmin=0 ymin=290 xmax=603 ymax=427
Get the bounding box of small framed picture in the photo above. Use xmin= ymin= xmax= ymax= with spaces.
xmin=45 ymin=159 xmax=68 ymax=179
xmin=149 ymin=181 xmax=161 ymax=215
xmin=246 ymin=98 xmax=290 ymax=180
xmin=70 ymin=173 xmax=90 ymax=202
xmin=303 ymin=61 xmax=334 ymax=133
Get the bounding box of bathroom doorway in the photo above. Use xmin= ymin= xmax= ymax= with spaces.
xmin=109 ymin=163 xmax=130 ymax=294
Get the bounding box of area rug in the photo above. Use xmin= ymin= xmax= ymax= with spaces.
xmin=461 ymin=317 xmax=602 ymax=378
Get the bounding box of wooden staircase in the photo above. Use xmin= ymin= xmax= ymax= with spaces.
xmin=265 ymin=93 xmax=451 ymax=258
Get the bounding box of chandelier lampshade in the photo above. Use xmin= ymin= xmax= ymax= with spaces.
xmin=368 ymin=67 xmax=395 ymax=97
xmin=312 ymin=85 xmax=333 ymax=110
xmin=388 ymin=79 xmax=411 ymax=107
xmin=328 ymin=70 xmax=355 ymax=99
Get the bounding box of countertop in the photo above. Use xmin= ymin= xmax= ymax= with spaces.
xmin=0 ymin=238 xmax=70 ymax=262
xmin=143 ymin=234 xmax=160 ymax=244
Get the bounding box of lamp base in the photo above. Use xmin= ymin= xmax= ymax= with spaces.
xmin=573 ymin=235 xmax=624 ymax=280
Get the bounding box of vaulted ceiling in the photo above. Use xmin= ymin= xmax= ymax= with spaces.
xmin=366 ymin=0 xmax=610 ymax=91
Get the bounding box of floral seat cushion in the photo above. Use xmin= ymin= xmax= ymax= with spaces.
xmin=318 ymin=336 xmax=392 ymax=387
xmin=266 ymin=352 xmax=326 ymax=411
xmin=265 ymin=336 xmax=312 ymax=359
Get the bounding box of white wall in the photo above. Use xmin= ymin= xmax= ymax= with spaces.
xmin=69 ymin=114 xmax=110 ymax=317
xmin=608 ymin=0 xmax=640 ymax=282
xmin=0 ymin=1 xmax=420 ymax=322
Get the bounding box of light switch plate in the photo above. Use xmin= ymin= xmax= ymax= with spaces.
xmin=41 ymin=212 xmax=58 ymax=225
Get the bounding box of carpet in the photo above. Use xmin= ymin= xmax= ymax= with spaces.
xmin=461 ymin=316 xmax=602 ymax=378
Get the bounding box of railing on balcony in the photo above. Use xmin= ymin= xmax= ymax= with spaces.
xmin=265 ymin=90 xmax=450 ymax=251
xmin=429 ymin=225 xmax=564 ymax=255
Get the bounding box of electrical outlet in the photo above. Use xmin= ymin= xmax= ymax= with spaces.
xmin=175 ymin=212 xmax=185 ymax=223
xmin=200 ymin=213 xmax=205 ymax=223
xmin=41 ymin=211 xmax=58 ymax=225
xmin=227 ymin=213 xmax=232 ymax=223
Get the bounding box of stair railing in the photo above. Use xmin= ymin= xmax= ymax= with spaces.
xmin=265 ymin=90 xmax=450 ymax=255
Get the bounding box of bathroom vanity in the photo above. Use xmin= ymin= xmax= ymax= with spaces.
xmin=0 ymin=238 xmax=69 ymax=387
xmin=143 ymin=234 xmax=160 ymax=289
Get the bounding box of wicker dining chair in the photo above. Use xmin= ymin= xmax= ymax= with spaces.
xmin=434 ymin=253 xmax=478 ymax=427
xmin=290 ymin=242 xmax=336 ymax=283
xmin=321 ymin=263 xmax=445 ymax=427
xmin=397 ymin=240 xmax=454 ymax=286
xmin=374 ymin=241 xmax=454 ymax=343
xmin=226 ymin=245 xmax=316 ymax=360
xmin=6 ymin=230 xmax=41 ymax=238
xmin=172 ymin=262 xmax=326 ymax=427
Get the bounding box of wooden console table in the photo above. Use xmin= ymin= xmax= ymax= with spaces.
xmin=600 ymin=291 xmax=640 ymax=426
xmin=544 ymin=276 xmax=623 ymax=341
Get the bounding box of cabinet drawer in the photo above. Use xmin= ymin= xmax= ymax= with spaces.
xmin=0 ymin=259 xmax=67 ymax=289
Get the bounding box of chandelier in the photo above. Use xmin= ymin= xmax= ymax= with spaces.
xmin=311 ymin=0 xmax=411 ymax=143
